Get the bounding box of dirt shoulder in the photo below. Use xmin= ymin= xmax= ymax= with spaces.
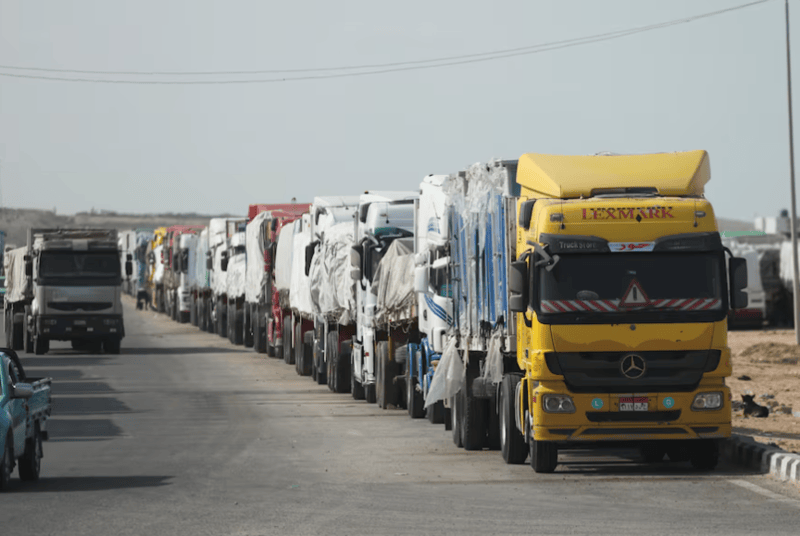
xmin=728 ymin=328 xmax=800 ymax=454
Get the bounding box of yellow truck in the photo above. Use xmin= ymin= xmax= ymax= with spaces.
xmin=504 ymin=150 xmax=748 ymax=473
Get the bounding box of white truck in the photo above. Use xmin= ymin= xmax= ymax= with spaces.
xmin=225 ymin=230 xmax=247 ymax=345
xmin=190 ymin=228 xmax=211 ymax=329
xmin=4 ymin=228 xmax=130 ymax=354
xmin=349 ymin=192 xmax=417 ymax=403
xmin=208 ymin=217 xmax=247 ymax=338
xmin=287 ymin=197 xmax=359 ymax=383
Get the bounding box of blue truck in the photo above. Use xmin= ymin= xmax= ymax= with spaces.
xmin=0 ymin=348 xmax=51 ymax=489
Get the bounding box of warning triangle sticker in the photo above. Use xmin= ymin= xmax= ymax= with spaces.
xmin=619 ymin=279 xmax=650 ymax=308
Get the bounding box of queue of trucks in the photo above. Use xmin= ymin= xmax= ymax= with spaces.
xmin=106 ymin=150 xmax=750 ymax=473
xmin=0 ymin=149 xmax=752 ymax=486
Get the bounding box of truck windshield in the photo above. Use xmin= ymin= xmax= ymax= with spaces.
xmin=40 ymin=252 xmax=121 ymax=279
xmin=537 ymin=252 xmax=725 ymax=324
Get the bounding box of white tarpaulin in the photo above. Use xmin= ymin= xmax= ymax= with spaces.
xmin=309 ymin=222 xmax=356 ymax=324
xmin=275 ymin=224 xmax=294 ymax=293
xmin=153 ymin=245 xmax=165 ymax=284
xmin=780 ymin=240 xmax=795 ymax=291
xmin=3 ymin=247 xmax=30 ymax=303
xmin=192 ymin=228 xmax=209 ymax=291
xmin=424 ymin=338 xmax=464 ymax=408
xmin=227 ymin=253 xmax=246 ymax=299
xmin=289 ymin=220 xmax=314 ymax=316
xmin=245 ymin=212 xmax=269 ymax=303
xmin=372 ymin=238 xmax=416 ymax=325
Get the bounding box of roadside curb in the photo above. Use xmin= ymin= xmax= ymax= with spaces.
xmin=722 ymin=434 xmax=800 ymax=484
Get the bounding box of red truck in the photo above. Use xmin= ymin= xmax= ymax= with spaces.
xmin=244 ymin=204 xmax=310 ymax=356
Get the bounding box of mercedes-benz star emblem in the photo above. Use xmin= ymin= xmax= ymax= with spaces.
xmin=620 ymin=354 xmax=646 ymax=379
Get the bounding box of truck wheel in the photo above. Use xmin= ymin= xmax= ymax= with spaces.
xmin=451 ymin=396 xmax=462 ymax=447
xmin=326 ymin=332 xmax=338 ymax=392
xmin=337 ymin=339 xmax=351 ymax=393
xmin=23 ymin=307 xmax=33 ymax=354
xmin=180 ymin=310 xmax=189 ymax=324
xmin=640 ymin=442 xmax=667 ymax=463
xmin=427 ymin=399 xmax=444 ymax=424
xmin=294 ymin=325 xmax=304 ymax=374
xmin=444 ymin=406 xmax=452 ymax=431
xmin=406 ymin=372 xmax=425 ymax=419
xmin=530 ymin=440 xmax=558 ymax=473
xmin=18 ymin=425 xmax=42 ymax=481
xmin=198 ymin=300 xmax=206 ymax=332
xmin=376 ymin=342 xmax=396 ymax=409
xmin=33 ymin=335 xmax=49 ymax=356
xmin=689 ymin=440 xmax=719 ymax=471
xmin=282 ymin=316 xmax=293 ymax=363
xmin=351 ymin=352 xmax=366 ymax=400
xmin=486 ymin=394 xmax=501 ymax=450
xmin=365 ymin=383 xmax=377 ymax=404
xmin=104 ymin=337 xmax=121 ymax=355
xmin=243 ymin=306 xmax=253 ymax=348
xmin=460 ymin=386 xmax=485 ymax=451
xmin=0 ymin=434 xmax=13 ymax=490
xmin=314 ymin=336 xmax=326 ymax=385
xmin=190 ymin=296 xmax=198 ymax=327
xmin=233 ymin=308 xmax=244 ymax=346
xmin=256 ymin=311 xmax=268 ymax=355
xmin=12 ymin=314 xmax=24 ymax=351
xmin=500 ymin=374 xmax=527 ymax=464
xmin=299 ymin=331 xmax=313 ymax=376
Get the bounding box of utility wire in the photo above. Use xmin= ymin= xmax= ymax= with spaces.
xmin=0 ymin=0 xmax=772 ymax=84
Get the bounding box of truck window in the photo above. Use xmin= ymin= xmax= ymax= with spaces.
xmin=536 ymin=252 xmax=725 ymax=323
xmin=40 ymin=252 xmax=121 ymax=279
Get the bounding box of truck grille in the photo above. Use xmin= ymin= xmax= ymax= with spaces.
xmin=545 ymin=350 xmax=720 ymax=393
xmin=48 ymin=302 xmax=113 ymax=312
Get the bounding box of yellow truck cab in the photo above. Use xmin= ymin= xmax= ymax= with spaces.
xmin=507 ymin=150 xmax=748 ymax=473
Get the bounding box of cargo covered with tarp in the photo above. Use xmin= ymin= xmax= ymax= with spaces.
xmin=309 ymin=222 xmax=356 ymax=324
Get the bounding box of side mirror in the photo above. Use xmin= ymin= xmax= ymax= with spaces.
xmin=125 ymin=261 xmax=133 ymax=277
xmin=11 ymin=382 xmax=34 ymax=399
xmin=350 ymin=267 xmax=361 ymax=281
xmin=508 ymin=259 xmax=529 ymax=313
xmin=729 ymin=257 xmax=748 ymax=310
xmin=414 ymin=265 xmax=429 ymax=293
xmin=305 ymin=241 xmax=318 ymax=276
xmin=221 ymin=251 xmax=229 ymax=272
xmin=518 ymin=199 xmax=535 ymax=230
xmin=181 ymin=250 xmax=189 ymax=274
xmin=350 ymin=245 xmax=363 ymax=269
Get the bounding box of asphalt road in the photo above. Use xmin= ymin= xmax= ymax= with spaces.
xmin=3 ymin=296 xmax=800 ymax=536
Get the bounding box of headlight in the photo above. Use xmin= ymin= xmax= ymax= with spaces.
xmin=542 ymin=394 xmax=576 ymax=413
xmin=691 ymin=392 xmax=723 ymax=410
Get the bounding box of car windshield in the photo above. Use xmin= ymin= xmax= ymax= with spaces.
xmin=40 ymin=252 xmax=121 ymax=278
xmin=537 ymin=252 xmax=724 ymax=321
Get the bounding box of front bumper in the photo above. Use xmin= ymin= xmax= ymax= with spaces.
xmin=531 ymin=383 xmax=731 ymax=443
xmin=37 ymin=315 xmax=125 ymax=340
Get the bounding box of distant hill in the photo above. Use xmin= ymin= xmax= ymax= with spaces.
xmin=0 ymin=208 xmax=233 ymax=249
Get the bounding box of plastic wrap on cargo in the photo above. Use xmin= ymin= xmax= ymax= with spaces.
xmin=193 ymin=229 xmax=209 ymax=290
xmin=226 ymin=253 xmax=246 ymax=299
xmin=443 ymin=160 xmax=508 ymax=340
xmin=424 ymin=337 xmax=463 ymax=408
xmin=309 ymin=222 xmax=356 ymax=324
xmin=3 ymin=247 xmax=30 ymax=303
xmin=481 ymin=330 xmax=505 ymax=386
xmin=780 ymin=240 xmax=796 ymax=291
xmin=274 ymin=224 xmax=294 ymax=293
xmin=372 ymin=239 xmax=416 ymax=325
xmin=245 ymin=211 xmax=270 ymax=303
xmin=208 ymin=218 xmax=228 ymax=247
xmin=289 ymin=224 xmax=314 ymax=316
xmin=153 ymin=245 xmax=165 ymax=284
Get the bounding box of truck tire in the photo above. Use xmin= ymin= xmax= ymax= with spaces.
xmin=4 ymin=311 xmax=11 ymax=348
xmin=23 ymin=307 xmax=33 ymax=354
xmin=0 ymin=434 xmax=13 ymax=490
xmin=298 ymin=331 xmax=313 ymax=376
xmin=12 ymin=314 xmax=24 ymax=351
xmin=18 ymin=424 xmax=42 ymax=481
xmin=351 ymin=352 xmax=366 ymax=400
xmin=451 ymin=396 xmax=462 ymax=447
xmin=460 ymin=386 xmax=485 ymax=451
xmin=406 ymin=357 xmax=425 ymax=419
xmin=337 ymin=339 xmax=352 ymax=394
xmin=500 ymin=374 xmax=527 ymax=464
xmin=376 ymin=341 xmax=396 ymax=409
xmin=314 ymin=336 xmax=326 ymax=385
xmin=640 ymin=442 xmax=667 ymax=463
xmin=33 ymin=335 xmax=49 ymax=355
xmin=243 ymin=306 xmax=253 ymax=348
xmin=190 ymin=296 xmax=198 ymax=327
xmin=530 ymin=440 xmax=558 ymax=473
xmin=104 ymin=337 xmax=121 ymax=355
xmin=198 ymin=300 xmax=206 ymax=332
xmin=232 ymin=307 xmax=244 ymax=346
xmin=486 ymin=394 xmax=501 ymax=451
xmin=282 ymin=316 xmax=293 ymax=363
xmin=180 ymin=310 xmax=189 ymax=324
xmin=326 ymin=332 xmax=338 ymax=392
xmin=689 ymin=440 xmax=719 ymax=471
xmin=427 ymin=399 xmax=444 ymax=424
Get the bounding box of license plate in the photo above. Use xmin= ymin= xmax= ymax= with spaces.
xmin=619 ymin=396 xmax=648 ymax=411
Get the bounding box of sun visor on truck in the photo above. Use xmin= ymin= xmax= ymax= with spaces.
xmin=539 ymin=232 xmax=722 ymax=254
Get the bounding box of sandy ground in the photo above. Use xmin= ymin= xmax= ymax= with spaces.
xmin=728 ymin=328 xmax=800 ymax=454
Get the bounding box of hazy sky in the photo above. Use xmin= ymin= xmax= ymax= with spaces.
xmin=0 ymin=0 xmax=793 ymax=221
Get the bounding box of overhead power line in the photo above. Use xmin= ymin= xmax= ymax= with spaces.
xmin=0 ymin=0 xmax=772 ymax=84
